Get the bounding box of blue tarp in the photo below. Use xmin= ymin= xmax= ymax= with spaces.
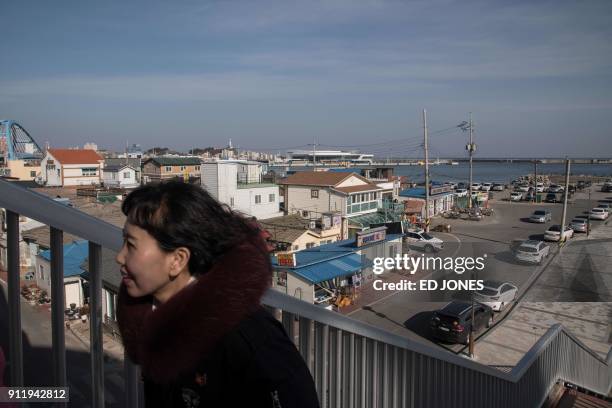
xmin=39 ymin=240 xmax=88 ymax=278
xmin=290 ymin=253 xmax=364 ymax=284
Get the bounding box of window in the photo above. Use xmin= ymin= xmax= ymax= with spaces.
xmin=255 ymin=195 xmax=261 ymax=204
xmin=30 ymin=171 xmax=36 ymax=177
xmin=195 ymin=166 xmax=200 ymax=171
xmin=39 ymin=265 xmax=44 ymax=280
xmin=293 ymin=245 xmax=299 ymax=251
xmin=165 ymin=166 xmax=172 ymax=172
xmin=269 ymin=194 xmax=275 ymax=202
xmin=230 ymin=197 xmax=235 ymax=207
xmin=82 ymin=167 xmax=98 ymax=176
xmin=311 ymin=189 xmax=319 ymax=198
xmin=180 ymin=166 xmax=186 ymax=171
xmin=123 ymin=172 xmax=131 ymax=179
xmin=306 ymin=243 xmax=315 ymax=249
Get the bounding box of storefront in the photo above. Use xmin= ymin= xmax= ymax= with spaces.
xmin=271 ymin=226 xmax=404 ymax=309
xmin=398 ymin=185 xmax=456 ymax=217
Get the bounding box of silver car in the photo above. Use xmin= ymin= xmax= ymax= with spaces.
xmin=569 ymin=218 xmax=589 ymax=233
xmin=514 ymin=240 xmax=550 ymax=264
xmin=529 ymin=209 xmax=551 ymax=223
xmin=473 ymin=281 xmax=518 ymax=312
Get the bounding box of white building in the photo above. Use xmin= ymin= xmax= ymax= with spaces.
xmin=102 ymin=164 xmax=139 ymax=189
xmin=40 ymin=149 xmax=104 ymax=186
xmin=201 ymin=160 xmax=283 ymax=220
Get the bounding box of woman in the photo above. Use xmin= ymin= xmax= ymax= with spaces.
xmin=116 ymin=181 xmax=319 ymax=408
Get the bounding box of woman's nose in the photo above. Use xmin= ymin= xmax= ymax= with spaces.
xmin=116 ymin=244 xmax=126 ymax=265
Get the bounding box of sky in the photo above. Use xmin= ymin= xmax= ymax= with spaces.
xmin=1 ymin=0 xmax=611 ymax=158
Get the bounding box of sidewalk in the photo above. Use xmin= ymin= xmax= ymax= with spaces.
xmin=67 ymin=319 xmax=125 ymax=363
xmin=473 ymin=218 xmax=612 ymax=368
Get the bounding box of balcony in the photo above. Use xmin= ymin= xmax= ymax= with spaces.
xmin=0 ymin=178 xmax=610 ymax=407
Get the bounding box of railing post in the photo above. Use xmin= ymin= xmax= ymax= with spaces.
xmin=6 ymin=210 xmax=23 ymax=386
xmin=50 ymin=227 xmax=67 ymax=389
xmin=299 ymin=317 xmax=313 ymax=373
xmin=88 ymin=242 xmax=104 ymax=407
xmin=125 ymin=357 xmax=142 ymax=408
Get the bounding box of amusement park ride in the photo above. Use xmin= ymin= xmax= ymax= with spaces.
xmin=0 ymin=120 xmax=44 ymax=177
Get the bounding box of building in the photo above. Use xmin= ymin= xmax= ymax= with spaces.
xmin=398 ymin=184 xmax=456 ymax=218
xmin=40 ymin=149 xmax=104 ymax=186
xmin=102 ymin=164 xmax=139 ymax=189
xmin=286 ymin=150 xmax=374 ymax=165
xmin=201 ymin=160 xmax=282 ymax=220
xmin=0 ymin=159 xmax=41 ymax=181
xmin=259 ymin=213 xmax=342 ymax=253
xmin=117 ymin=144 xmax=143 ymax=159
xmin=104 ymin=157 xmax=142 ymax=184
xmin=271 ymin=226 xmax=403 ymax=308
xmin=278 ymin=171 xmax=400 ymax=238
xmin=35 ymin=240 xmax=89 ymax=309
xmin=142 ymin=157 xmax=201 ymax=184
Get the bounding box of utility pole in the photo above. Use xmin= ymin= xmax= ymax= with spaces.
xmin=533 ymin=160 xmax=538 ymax=203
xmin=560 ymin=158 xmax=571 ymax=245
xmin=423 ymin=109 xmax=430 ymax=232
xmin=312 ymin=137 xmax=317 ymax=171
xmin=466 ymin=113 xmax=476 ymax=208
xmin=587 ymin=189 xmax=592 ymax=238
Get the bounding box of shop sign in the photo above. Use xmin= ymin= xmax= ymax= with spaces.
xmin=430 ymin=185 xmax=454 ymax=195
xmin=277 ymin=252 xmax=296 ymax=267
xmin=356 ymin=226 xmax=386 ymax=247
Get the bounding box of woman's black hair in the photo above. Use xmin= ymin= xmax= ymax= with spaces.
xmin=121 ymin=180 xmax=260 ymax=276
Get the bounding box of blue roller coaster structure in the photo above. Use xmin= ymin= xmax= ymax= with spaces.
xmin=0 ymin=120 xmax=44 ymax=162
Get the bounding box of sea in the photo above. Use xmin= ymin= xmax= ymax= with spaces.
xmin=272 ymin=162 xmax=612 ymax=184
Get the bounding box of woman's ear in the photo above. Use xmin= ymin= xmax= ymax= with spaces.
xmin=170 ymin=247 xmax=191 ymax=278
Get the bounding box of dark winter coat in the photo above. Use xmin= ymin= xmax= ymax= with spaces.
xmin=117 ymin=240 xmax=319 ymax=408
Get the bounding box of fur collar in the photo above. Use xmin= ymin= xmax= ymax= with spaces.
xmin=116 ymin=240 xmax=272 ymax=384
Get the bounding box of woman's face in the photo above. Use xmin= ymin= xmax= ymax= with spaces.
xmin=116 ymin=222 xmax=175 ymax=298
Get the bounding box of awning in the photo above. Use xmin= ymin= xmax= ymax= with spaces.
xmin=348 ymin=211 xmax=401 ymax=228
xmin=291 ymin=253 xmax=364 ymax=284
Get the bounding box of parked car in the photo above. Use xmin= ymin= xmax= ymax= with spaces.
xmin=529 ymin=209 xmax=552 ymax=223
xmin=480 ymin=183 xmax=493 ymax=191
xmin=473 ymin=281 xmax=518 ymax=312
xmin=430 ymin=301 xmax=494 ymax=345
xmin=455 ymin=189 xmax=468 ymax=197
xmin=545 ymin=193 xmax=559 ymax=203
xmin=456 ymin=182 xmax=467 ymax=190
xmin=510 ymin=192 xmax=523 ymax=201
xmin=596 ymin=203 xmax=611 ymax=211
xmin=548 ymin=184 xmax=563 ymax=193
xmin=470 ymin=183 xmax=481 ymax=191
xmin=544 ymin=224 xmax=574 ymax=242
xmin=514 ymin=240 xmax=550 ymax=264
xmin=569 ymin=218 xmax=589 ymax=233
xmin=536 ymin=183 xmax=545 ymax=193
xmin=492 ymin=183 xmax=504 ymax=191
xmin=589 ymin=208 xmax=609 ymax=220
xmin=602 ymin=184 xmax=612 ymax=193
xmin=404 ymin=230 xmax=444 ymax=252
xmin=516 ymin=184 xmax=530 ymax=192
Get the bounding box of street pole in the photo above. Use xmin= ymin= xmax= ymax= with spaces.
xmin=423 ymin=109 xmax=430 ymax=232
xmin=587 ymin=189 xmax=592 ymax=238
xmin=533 ymin=160 xmax=538 ymax=203
xmin=560 ymin=158 xmax=571 ymax=245
xmin=467 ymin=113 xmax=475 ymax=209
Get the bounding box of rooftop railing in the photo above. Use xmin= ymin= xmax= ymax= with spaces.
xmin=0 ymin=178 xmax=610 ymax=407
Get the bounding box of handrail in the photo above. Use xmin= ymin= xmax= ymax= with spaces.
xmin=1 ymin=178 xmax=610 ymax=402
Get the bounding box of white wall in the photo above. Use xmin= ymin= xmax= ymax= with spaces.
xmin=286 ymin=273 xmax=314 ymax=303
xmin=235 ymin=186 xmax=282 ymax=220
xmin=336 ymin=175 xmax=368 ymax=188
xmin=41 ymin=153 xmax=62 ymax=186
xmin=201 ymin=162 xmax=238 ymax=205
xmin=62 ymin=164 xmax=101 ymax=186
xmin=286 ymin=186 xmax=345 ymax=216
xmin=103 ymin=167 xmax=138 ymax=188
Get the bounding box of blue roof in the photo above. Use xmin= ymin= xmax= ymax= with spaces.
xmin=399 ymin=187 xmax=454 ymax=198
xmin=39 ymin=240 xmax=89 ymax=278
xmin=327 ymin=168 xmax=361 ymax=173
xmin=289 ymin=253 xmax=364 ymax=284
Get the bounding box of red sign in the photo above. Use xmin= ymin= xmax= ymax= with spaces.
xmin=277 ymin=252 xmax=296 ymax=267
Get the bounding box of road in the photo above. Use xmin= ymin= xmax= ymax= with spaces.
xmin=0 ymin=279 xmax=126 ymax=407
xmin=348 ymin=185 xmax=611 ymax=352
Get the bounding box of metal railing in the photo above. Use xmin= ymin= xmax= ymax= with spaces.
xmin=0 ymin=178 xmax=610 ymax=408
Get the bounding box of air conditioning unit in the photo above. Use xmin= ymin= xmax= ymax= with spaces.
xmin=309 ymin=221 xmax=316 ymax=229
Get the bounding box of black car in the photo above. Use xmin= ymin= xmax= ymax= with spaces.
xmin=430 ymin=301 xmax=494 ymax=345
xmin=545 ymin=192 xmax=559 ymax=203
xmin=456 ymin=182 xmax=467 ymax=190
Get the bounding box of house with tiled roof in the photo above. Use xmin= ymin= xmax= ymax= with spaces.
xmin=142 ymin=156 xmax=201 ymax=184
xmin=278 ymin=171 xmax=397 ymax=238
xmin=40 ymin=149 xmax=104 ymax=186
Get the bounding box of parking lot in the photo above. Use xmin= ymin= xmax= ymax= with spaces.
xmin=347 ymin=184 xmax=612 ymax=354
